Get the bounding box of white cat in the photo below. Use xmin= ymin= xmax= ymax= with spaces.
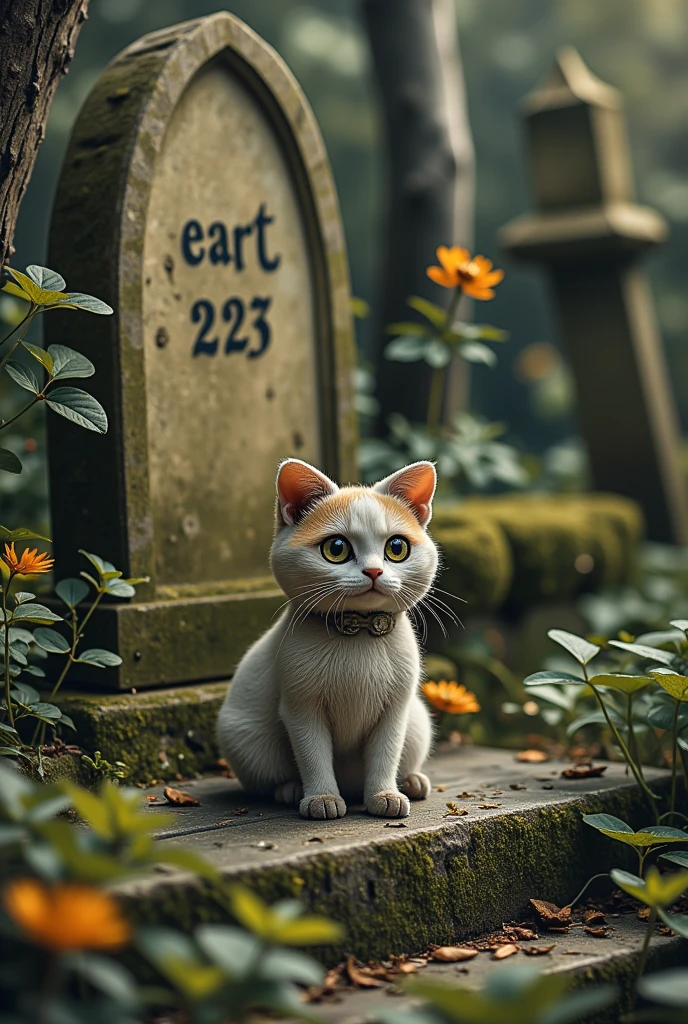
xmin=216 ymin=458 xmax=438 ymax=820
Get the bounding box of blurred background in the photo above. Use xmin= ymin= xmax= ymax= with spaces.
xmin=4 ymin=0 xmax=688 ymax=533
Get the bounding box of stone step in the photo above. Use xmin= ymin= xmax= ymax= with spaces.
xmin=114 ymin=746 xmax=675 ymax=963
xmin=312 ymin=915 xmax=685 ymax=1024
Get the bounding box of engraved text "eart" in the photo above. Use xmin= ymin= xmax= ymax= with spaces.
xmin=180 ymin=203 xmax=281 ymax=272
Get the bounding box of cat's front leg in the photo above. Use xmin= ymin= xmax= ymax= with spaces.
xmin=279 ymin=702 xmax=347 ymax=820
xmin=363 ymin=703 xmax=411 ymax=818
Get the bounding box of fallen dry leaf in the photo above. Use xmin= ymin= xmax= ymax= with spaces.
xmin=431 ymin=946 xmax=478 ymax=963
xmin=345 ymin=957 xmax=385 ymax=988
xmin=163 ymin=786 xmax=200 ymax=807
xmin=563 ymin=950 xmax=582 ymax=955
xmin=583 ymin=909 xmax=606 ymax=926
xmin=509 ymin=783 xmax=527 ymax=791
xmin=523 ymin=945 xmax=554 ymax=956
xmin=477 ymin=803 xmax=501 ymax=809
xmin=493 ymin=943 xmax=519 ymax=960
xmin=637 ymin=907 xmax=651 ymax=920
xmin=396 ymin=961 xmax=419 ymax=973
xmin=384 ymin=821 xmax=408 ymax=828
xmin=146 ymin=795 xmax=158 ymax=802
xmin=444 ymin=802 xmax=468 ymax=817
xmin=456 ymin=791 xmax=474 ymax=799
xmin=304 ymin=836 xmax=324 ymax=844
xmin=530 ymin=899 xmax=572 ymax=929
xmin=583 ymin=926 xmax=612 ymax=937
xmin=511 ymin=927 xmax=537 ymax=940
xmin=436 ymin=785 xmax=446 ymax=792
xmin=561 ymin=765 xmax=607 ymax=779
xmin=233 ymin=807 xmax=248 ymax=815
xmin=517 ymin=750 xmax=549 ymax=763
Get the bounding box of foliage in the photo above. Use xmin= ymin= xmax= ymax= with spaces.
xmin=0 ymin=548 xmax=148 ymax=771
xmin=0 ymin=760 xmax=336 ymax=1023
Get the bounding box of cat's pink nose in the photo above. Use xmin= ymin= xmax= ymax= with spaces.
xmin=363 ymin=568 xmax=383 ymax=581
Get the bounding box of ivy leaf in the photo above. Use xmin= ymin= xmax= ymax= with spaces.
xmin=548 ymin=629 xmax=600 ymax=666
xmin=32 ymin=627 xmax=70 ymax=654
xmin=47 ymin=345 xmax=95 ymax=380
xmin=6 ymin=361 xmax=40 ymax=394
xmin=54 ymin=292 xmax=113 ymax=315
xmin=45 ymin=387 xmax=108 ymax=433
xmin=26 ymin=265 xmax=66 ymax=292
xmin=0 ymin=448 xmax=22 ymax=475
xmin=21 ymin=341 xmax=54 ymax=375
xmin=77 ymin=649 xmax=122 ymax=668
xmin=458 ymin=342 xmax=497 ymax=367
xmin=55 ymin=577 xmax=90 ymax=607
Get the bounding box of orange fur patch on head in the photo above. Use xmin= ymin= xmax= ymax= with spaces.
xmin=289 ymin=487 xmax=426 ymax=547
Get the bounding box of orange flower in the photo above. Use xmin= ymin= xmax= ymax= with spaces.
xmin=4 ymin=878 xmax=131 ymax=952
xmin=2 ymin=542 xmax=54 ymax=576
xmin=426 ymin=246 xmax=504 ymax=299
xmin=422 ymin=680 xmax=480 ymax=715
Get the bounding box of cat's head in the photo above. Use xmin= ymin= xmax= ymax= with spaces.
xmin=270 ymin=459 xmax=439 ymax=615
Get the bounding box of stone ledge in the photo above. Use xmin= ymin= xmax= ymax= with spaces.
xmin=56 ymin=681 xmax=228 ymax=784
xmin=113 ymin=746 xmax=673 ymax=963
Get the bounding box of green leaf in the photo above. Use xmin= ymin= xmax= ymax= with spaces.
xmin=450 ymin=321 xmax=509 ymax=342
xmin=260 ymin=948 xmax=325 ymax=986
xmin=669 ymin=620 xmax=688 ymax=634
xmin=55 ymin=577 xmax=89 ymax=607
xmin=21 ymin=341 xmax=54 ymax=374
xmin=566 ymin=708 xmax=621 ymax=737
xmin=0 ymin=525 xmax=50 ymax=543
xmin=523 ymin=670 xmax=586 ymax=687
xmin=47 ymin=344 xmax=95 ymax=380
xmin=45 ymin=386 xmax=108 ymax=433
xmin=64 ymin=952 xmax=139 ymax=1006
xmin=611 ymin=866 xmax=688 ymax=909
xmin=32 ymin=627 xmax=70 ymax=654
xmin=4 ymin=267 xmax=66 ymax=305
xmin=608 ymin=640 xmax=676 ymax=665
xmin=583 ymin=813 xmax=634 ymax=835
xmin=0 ymin=448 xmax=22 ymax=474
xmin=458 ymin=342 xmax=497 ymax=367
xmin=77 ymin=648 xmax=122 ymax=668
xmin=384 ymin=336 xmax=428 ymax=362
xmin=6 ymin=360 xmax=40 ymax=394
xmin=12 ymin=603 xmax=63 ymax=624
xmin=547 ymin=629 xmax=600 ymax=665
xmin=276 ymin=914 xmax=345 ymax=945
xmin=26 ymin=265 xmax=66 ymax=292
xmin=105 ymin=580 xmax=135 ymax=598
xmin=407 ymin=295 xmax=447 ymax=329
xmin=54 ymin=292 xmax=113 ymax=315
xmin=660 ymin=851 xmax=688 ymax=870
xmin=24 ymin=664 xmax=46 ymax=678
xmin=588 ymin=673 xmax=652 ymax=695
xmin=385 ymin=321 xmax=434 ymax=338
xmin=11 ymin=681 xmax=40 ymax=704
xmin=657 ymin=911 xmax=688 ymax=940
xmin=29 ymin=702 xmax=62 ymax=719
xmin=638 ymin=965 xmax=688 ymax=1005
xmin=79 ymin=550 xmax=112 ymax=577
xmin=650 ymin=669 xmax=688 ymax=701
xmin=423 ymin=340 xmax=452 ymax=368
xmin=13 ymin=592 xmax=34 ymax=604
xmin=585 ymin=815 xmax=687 ymax=848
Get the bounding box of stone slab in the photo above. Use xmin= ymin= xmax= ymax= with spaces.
xmin=313 ymin=915 xmax=685 ymax=1024
xmin=113 ymin=747 xmax=673 ymax=962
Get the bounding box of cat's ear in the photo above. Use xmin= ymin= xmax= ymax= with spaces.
xmin=276 ymin=459 xmax=338 ymax=527
xmin=373 ymin=461 xmax=437 ymax=528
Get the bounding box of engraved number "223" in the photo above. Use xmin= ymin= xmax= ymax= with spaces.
xmin=191 ymin=296 xmax=271 ymax=358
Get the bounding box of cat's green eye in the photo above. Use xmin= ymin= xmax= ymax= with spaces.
xmin=321 ymin=535 xmax=352 ymax=564
xmin=385 ymin=536 xmax=410 ymax=562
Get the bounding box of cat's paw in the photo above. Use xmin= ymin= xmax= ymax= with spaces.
xmin=366 ymin=791 xmax=411 ymax=818
xmin=300 ymin=794 xmax=347 ymax=820
xmin=274 ymin=780 xmax=304 ymax=805
xmin=400 ymin=772 xmax=431 ymax=800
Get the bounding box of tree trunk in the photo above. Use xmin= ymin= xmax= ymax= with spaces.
xmin=0 ymin=0 xmax=90 ymax=269
xmin=361 ymin=0 xmax=475 ymax=430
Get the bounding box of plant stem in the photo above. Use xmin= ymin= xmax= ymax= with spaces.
xmin=632 ymin=907 xmax=657 ymax=1007
xmin=588 ymin=681 xmax=660 ymax=823
xmin=425 ymin=286 xmax=463 ymax=432
xmin=669 ymin=699 xmax=680 ymax=821
xmin=627 ymin=693 xmax=645 ymax=781
xmin=0 ymin=395 xmax=40 ymax=432
xmin=2 ymin=574 xmax=14 ymax=728
xmin=0 ymin=308 xmax=38 ymax=376
xmin=0 ymin=308 xmax=33 ymax=351
xmin=567 ymin=872 xmax=609 ymax=909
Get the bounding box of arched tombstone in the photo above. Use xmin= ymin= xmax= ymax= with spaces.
xmin=46 ymin=13 xmax=357 ymax=690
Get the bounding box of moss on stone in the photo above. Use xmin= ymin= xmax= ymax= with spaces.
xmin=116 ymin=781 xmax=666 ymax=964
xmin=433 ymin=493 xmax=643 ymax=611
xmin=430 ymin=514 xmax=512 ymax=613
xmin=56 ymin=682 xmax=228 ymax=785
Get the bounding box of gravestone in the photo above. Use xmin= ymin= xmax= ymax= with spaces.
xmin=499 ymin=48 xmax=688 ymax=544
xmin=46 ymin=13 xmax=357 ymax=689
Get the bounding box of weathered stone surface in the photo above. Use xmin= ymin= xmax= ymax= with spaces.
xmin=314 ymin=915 xmax=685 ymax=1024
xmin=113 ymin=747 xmax=672 ymax=963
xmin=57 ymin=681 xmax=228 ymax=784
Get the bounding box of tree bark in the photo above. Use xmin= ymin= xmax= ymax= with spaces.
xmin=0 ymin=0 xmax=90 ymax=269
xmin=361 ymin=0 xmax=475 ymax=429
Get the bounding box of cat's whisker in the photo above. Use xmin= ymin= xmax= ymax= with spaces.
xmin=423 ymin=592 xmax=463 ymax=629
xmin=271 ymin=582 xmax=338 ymax=620
xmin=429 ymin=584 xmax=468 ymax=605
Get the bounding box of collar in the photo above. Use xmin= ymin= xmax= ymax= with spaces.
xmin=310 ymin=609 xmax=397 ymax=637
